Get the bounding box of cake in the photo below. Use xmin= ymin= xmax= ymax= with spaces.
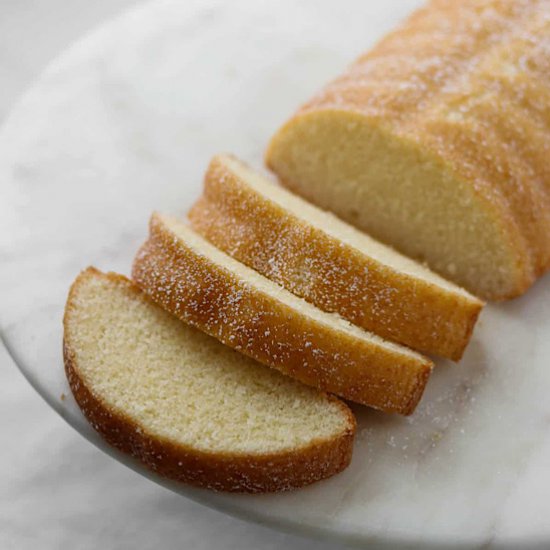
xmin=189 ymin=153 xmax=483 ymax=360
xmin=266 ymin=0 xmax=550 ymax=300
xmin=63 ymin=267 xmax=355 ymax=493
xmin=132 ymin=213 xmax=433 ymax=414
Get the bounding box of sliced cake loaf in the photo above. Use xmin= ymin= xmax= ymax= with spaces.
xmin=189 ymin=154 xmax=483 ymax=360
xmin=63 ymin=268 xmax=355 ymax=493
xmin=266 ymin=0 xmax=550 ymax=300
xmin=132 ymin=213 xmax=433 ymax=415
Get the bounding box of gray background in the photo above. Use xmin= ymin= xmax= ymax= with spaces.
xmin=0 ymin=2 xmax=346 ymax=548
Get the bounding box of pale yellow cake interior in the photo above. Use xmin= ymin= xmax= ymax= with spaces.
xmin=267 ymin=110 xmax=522 ymax=298
xmin=65 ymin=271 xmax=351 ymax=455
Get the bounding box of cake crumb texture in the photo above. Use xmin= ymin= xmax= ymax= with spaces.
xmin=63 ymin=268 xmax=355 ymax=493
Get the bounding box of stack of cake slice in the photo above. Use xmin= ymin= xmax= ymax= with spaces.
xmin=64 ymin=153 xmax=482 ymax=493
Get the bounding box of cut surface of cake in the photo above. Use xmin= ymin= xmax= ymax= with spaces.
xmin=63 ymin=268 xmax=355 ymax=493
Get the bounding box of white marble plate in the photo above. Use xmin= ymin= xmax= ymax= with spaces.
xmin=2 ymin=0 xmax=550 ymax=547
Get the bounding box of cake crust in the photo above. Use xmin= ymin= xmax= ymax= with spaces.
xmin=132 ymin=215 xmax=433 ymax=414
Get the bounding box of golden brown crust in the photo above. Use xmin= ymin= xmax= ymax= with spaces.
xmin=266 ymin=0 xmax=550 ymax=300
xmin=63 ymin=268 xmax=355 ymax=493
xmin=189 ymin=155 xmax=483 ymax=360
xmin=132 ymin=215 xmax=433 ymax=414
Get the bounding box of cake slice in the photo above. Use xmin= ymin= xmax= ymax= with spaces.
xmin=265 ymin=0 xmax=550 ymax=300
xmin=189 ymin=154 xmax=483 ymax=360
xmin=63 ymin=268 xmax=355 ymax=493
xmin=132 ymin=213 xmax=433 ymax=415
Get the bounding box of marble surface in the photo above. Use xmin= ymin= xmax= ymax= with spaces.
xmin=2 ymin=0 xmax=550 ymax=547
